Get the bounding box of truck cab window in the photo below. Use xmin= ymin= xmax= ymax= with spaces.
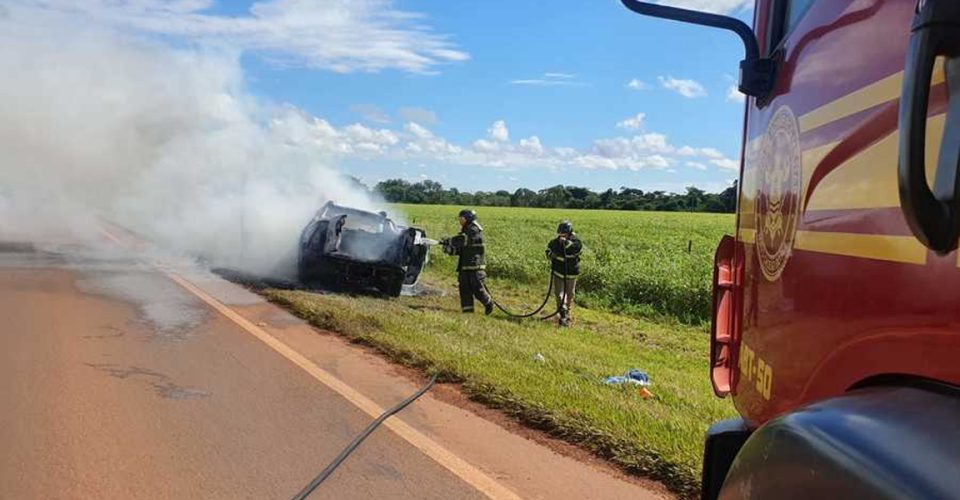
xmin=767 ymin=0 xmax=816 ymax=53
xmin=786 ymin=0 xmax=816 ymax=32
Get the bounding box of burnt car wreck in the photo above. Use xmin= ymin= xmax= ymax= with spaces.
xmin=298 ymin=202 xmax=433 ymax=296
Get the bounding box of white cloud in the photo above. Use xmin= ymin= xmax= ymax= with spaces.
xmin=405 ymin=122 xmax=434 ymax=140
xmin=15 ymin=0 xmax=469 ymax=73
xmin=626 ymin=78 xmax=650 ymax=91
xmin=645 ymin=155 xmax=671 ymax=169
xmin=654 ymin=0 xmax=752 ymax=15
xmin=699 ymin=147 xmax=725 ymax=159
xmin=510 ymin=72 xmax=584 ymax=86
xmin=488 ymin=120 xmax=509 ymax=142
xmin=267 ymin=106 xmax=735 ymax=174
xmin=344 ymin=123 xmax=398 ymax=146
xmin=403 ymin=122 xmax=460 ymax=156
xmin=398 ymin=106 xmax=438 ymax=125
xmin=616 ymin=112 xmax=646 ymax=130
xmin=472 ymin=139 xmax=500 ymax=153
xmin=575 ymin=154 xmax=671 ymax=172
xmin=510 ymin=79 xmax=579 ymax=86
xmin=711 ymin=158 xmax=740 ymax=170
xmin=726 ymin=85 xmax=746 ymax=103
xmin=592 ymin=133 xmax=674 ymax=158
xmin=575 ymin=155 xmax=619 ymax=170
xmin=658 ymin=76 xmax=707 ymax=98
xmin=518 ymin=136 xmax=544 ymax=155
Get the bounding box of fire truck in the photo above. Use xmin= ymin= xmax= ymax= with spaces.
xmin=621 ymin=1 xmax=960 ymax=498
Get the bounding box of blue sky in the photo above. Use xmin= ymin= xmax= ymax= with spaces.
xmin=29 ymin=0 xmax=755 ymax=194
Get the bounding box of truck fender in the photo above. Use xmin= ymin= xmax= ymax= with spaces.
xmin=718 ymin=384 xmax=960 ymax=500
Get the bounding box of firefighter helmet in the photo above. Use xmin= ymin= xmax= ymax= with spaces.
xmin=458 ymin=209 xmax=477 ymax=222
xmin=557 ymin=221 xmax=573 ymax=234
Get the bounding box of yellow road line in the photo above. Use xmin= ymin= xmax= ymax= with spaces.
xmin=99 ymin=227 xmax=521 ymax=500
xmin=794 ymin=231 xmax=927 ymax=264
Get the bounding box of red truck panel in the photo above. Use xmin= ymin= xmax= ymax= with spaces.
xmin=736 ymin=0 xmax=960 ymax=425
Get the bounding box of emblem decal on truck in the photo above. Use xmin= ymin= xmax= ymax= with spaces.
xmin=756 ymin=106 xmax=802 ymax=282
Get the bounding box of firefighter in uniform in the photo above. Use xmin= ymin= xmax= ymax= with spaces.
xmin=546 ymin=221 xmax=582 ymax=326
xmin=443 ymin=209 xmax=494 ymax=315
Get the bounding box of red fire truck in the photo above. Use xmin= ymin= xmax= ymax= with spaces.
xmin=621 ymin=1 xmax=960 ymax=498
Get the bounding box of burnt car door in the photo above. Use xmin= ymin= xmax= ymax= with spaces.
xmin=402 ymin=229 xmax=430 ymax=286
xmin=324 ymin=214 xmax=346 ymax=254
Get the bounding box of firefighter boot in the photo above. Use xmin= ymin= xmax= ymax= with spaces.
xmin=559 ymin=308 xmax=570 ymax=327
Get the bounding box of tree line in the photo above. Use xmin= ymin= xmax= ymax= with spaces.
xmin=355 ymin=178 xmax=737 ymax=213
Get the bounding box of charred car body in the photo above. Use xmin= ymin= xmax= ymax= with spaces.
xmin=297 ymin=202 xmax=432 ymax=296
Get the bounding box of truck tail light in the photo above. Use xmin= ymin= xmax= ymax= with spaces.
xmin=711 ymin=235 xmax=743 ymax=397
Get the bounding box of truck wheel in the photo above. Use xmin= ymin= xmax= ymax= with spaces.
xmin=718 ymin=384 xmax=960 ymax=499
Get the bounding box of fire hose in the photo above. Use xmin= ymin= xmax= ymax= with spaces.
xmin=292 ymin=373 xmax=439 ymax=499
xmin=482 ymin=270 xmax=560 ymax=320
xmin=451 ymin=240 xmax=570 ymax=321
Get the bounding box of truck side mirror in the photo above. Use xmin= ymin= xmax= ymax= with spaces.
xmin=620 ymin=0 xmax=775 ymax=99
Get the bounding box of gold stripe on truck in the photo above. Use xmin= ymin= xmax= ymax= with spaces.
xmin=798 ymin=58 xmax=945 ymax=134
xmin=804 ymin=114 xmax=944 ymax=211
xmin=740 ymin=230 xmax=927 ymax=265
xmin=794 ymin=231 xmax=927 ymax=264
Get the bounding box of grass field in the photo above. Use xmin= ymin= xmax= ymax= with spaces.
xmin=257 ymin=205 xmax=740 ymax=496
xmin=402 ymin=204 xmax=735 ymax=324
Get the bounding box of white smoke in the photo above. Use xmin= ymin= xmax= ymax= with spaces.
xmin=0 ymin=6 xmax=380 ymax=277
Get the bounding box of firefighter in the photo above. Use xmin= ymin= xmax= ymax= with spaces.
xmin=443 ymin=209 xmax=494 ymax=315
xmin=546 ymin=221 xmax=582 ymax=326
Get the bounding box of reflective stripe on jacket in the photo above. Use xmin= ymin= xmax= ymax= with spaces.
xmin=450 ymin=221 xmax=486 ymax=271
xmin=546 ymin=234 xmax=582 ymax=277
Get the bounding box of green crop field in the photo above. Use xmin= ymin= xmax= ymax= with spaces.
xmin=265 ymin=204 xmax=738 ymax=497
xmin=403 ymin=204 xmax=735 ymax=324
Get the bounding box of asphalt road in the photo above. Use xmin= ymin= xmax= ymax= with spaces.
xmin=0 ymin=238 xmax=666 ymax=499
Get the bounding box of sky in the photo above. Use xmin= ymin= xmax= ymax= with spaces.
xmin=9 ymin=0 xmax=755 ymax=194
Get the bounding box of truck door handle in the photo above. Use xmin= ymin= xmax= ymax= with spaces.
xmin=899 ymin=0 xmax=960 ymax=254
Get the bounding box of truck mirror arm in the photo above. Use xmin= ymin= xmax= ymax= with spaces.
xmin=619 ymin=0 xmax=775 ymax=98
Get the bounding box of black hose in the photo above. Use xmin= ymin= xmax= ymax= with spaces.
xmin=482 ymin=271 xmax=555 ymax=319
xmin=482 ymin=238 xmax=570 ymax=321
xmin=291 ymin=373 xmax=439 ymax=500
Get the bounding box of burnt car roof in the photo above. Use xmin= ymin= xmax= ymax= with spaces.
xmin=315 ymin=202 xmax=398 ymax=226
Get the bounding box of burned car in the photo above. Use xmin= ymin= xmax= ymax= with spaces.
xmin=297 ymin=202 xmax=433 ymax=296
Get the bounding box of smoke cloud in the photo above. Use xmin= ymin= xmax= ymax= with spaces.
xmin=0 ymin=6 xmax=380 ymax=277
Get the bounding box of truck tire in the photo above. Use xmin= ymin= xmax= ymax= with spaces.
xmin=717 ymin=383 xmax=960 ymax=500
